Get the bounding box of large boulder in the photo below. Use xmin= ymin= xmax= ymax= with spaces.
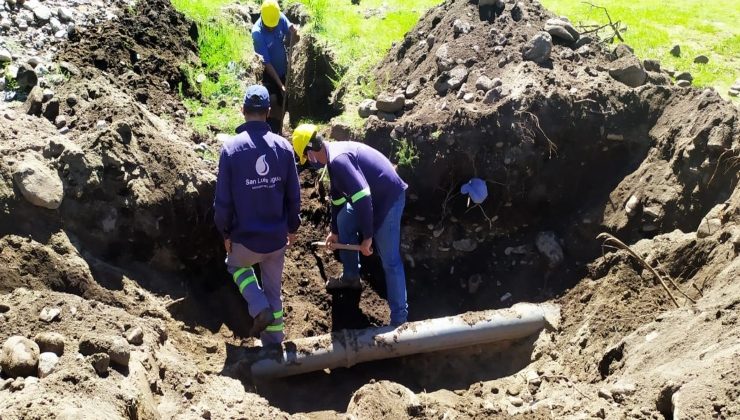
xmin=1 ymin=336 xmax=40 ymax=378
xmin=522 ymin=32 xmax=552 ymax=64
xmin=12 ymin=155 xmax=65 ymax=209
xmin=608 ymin=55 xmax=647 ymax=87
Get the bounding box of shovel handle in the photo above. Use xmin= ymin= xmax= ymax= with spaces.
xmin=311 ymin=242 xmax=363 ymax=251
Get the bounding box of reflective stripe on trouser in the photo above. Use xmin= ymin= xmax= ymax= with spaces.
xmin=226 ymin=243 xmax=286 ymax=344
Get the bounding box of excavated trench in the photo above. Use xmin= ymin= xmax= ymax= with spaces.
xmin=237 ymin=93 xmax=662 ymax=412
xmin=163 ymin=5 xmax=737 ymax=412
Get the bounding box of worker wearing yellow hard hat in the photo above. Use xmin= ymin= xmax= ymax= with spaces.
xmin=291 ymin=123 xmax=322 ymax=166
xmin=292 ymin=124 xmax=410 ymax=326
xmin=252 ymin=0 xmax=300 ymax=134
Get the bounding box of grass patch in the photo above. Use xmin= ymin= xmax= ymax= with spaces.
xmin=171 ymin=0 xmax=254 ymax=134
xmin=394 ymin=138 xmax=420 ymax=168
xmin=288 ymin=0 xmax=444 ymax=126
xmin=540 ymin=0 xmax=740 ymax=98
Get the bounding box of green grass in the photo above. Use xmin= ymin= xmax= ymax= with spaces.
xmin=394 ymin=138 xmax=420 ymax=168
xmin=287 ymin=0 xmax=444 ymax=126
xmin=171 ymin=0 xmax=253 ymax=134
xmin=540 ymin=0 xmax=740 ymax=99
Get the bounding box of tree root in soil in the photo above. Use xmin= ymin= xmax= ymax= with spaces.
xmin=597 ymin=232 xmax=689 ymax=308
xmin=514 ymin=110 xmax=558 ymax=159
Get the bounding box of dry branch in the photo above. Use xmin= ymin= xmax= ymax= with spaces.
xmin=579 ymin=2 xmax=625 ymax=43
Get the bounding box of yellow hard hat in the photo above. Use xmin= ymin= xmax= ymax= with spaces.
xmin=292 ymin=124 xmax=319 ymax=165
xmin=261 ymin=0 xmax=281 ymax=28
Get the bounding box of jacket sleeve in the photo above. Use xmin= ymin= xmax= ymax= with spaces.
xmin=285 ymin=149 xmax=301 ymax=234
xmin=252 ymin=30 xmax=271 ymax=65
xmin=213 ymin=147 xmax=233 ymax=239
xmin=332 ymin=154 xmax=374 ymax=238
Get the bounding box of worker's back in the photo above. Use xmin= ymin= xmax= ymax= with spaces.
xmin=214 ymin=121 xmax=300 ymax=253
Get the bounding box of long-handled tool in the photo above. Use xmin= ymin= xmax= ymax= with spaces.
xmin=281 ymin=32 xmax=295 ymax=133
xmin=311 ymin=241 xmax=363 ymax=252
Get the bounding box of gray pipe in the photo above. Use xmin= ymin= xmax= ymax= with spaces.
xmin=251 ymin=302 xmax=559 ymax=379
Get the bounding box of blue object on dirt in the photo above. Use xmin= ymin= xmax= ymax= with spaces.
xmin=461 ymin=178 xmax=488 ymax=204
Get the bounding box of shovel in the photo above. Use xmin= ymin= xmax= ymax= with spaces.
xmin=281 ymin=33 xmax=295 ymax=133
xmin=311 ymin=242 xmax=363 ymax=252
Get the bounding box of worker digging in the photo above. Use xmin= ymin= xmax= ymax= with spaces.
xmin=251 ymin=0 xmax=299 ymax=135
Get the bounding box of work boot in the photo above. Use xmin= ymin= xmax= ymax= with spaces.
xmin=249 ymin=308 xmax=275 ymax=338
xmin=325 ymin=275 xmax=361 ymax=290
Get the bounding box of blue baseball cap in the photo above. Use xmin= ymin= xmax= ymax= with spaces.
xmin=243 ymin=85 xmax=270 ymax=110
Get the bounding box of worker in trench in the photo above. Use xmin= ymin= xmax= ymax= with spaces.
xmin=213 ymin=84 xmax=301 ymax=344
xmin=251 ymin=0 xmax=299 ymax=135
xmin=292 ymin=124 xmax=410 ymax=326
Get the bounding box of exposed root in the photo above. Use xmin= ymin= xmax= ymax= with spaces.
xmin=597 ymin=233 xmax=681 ymax=308
xmin=514 ymin=110 xmax=558 ymax=158
xmin=656 ymin=264 xmax=697 ymax=304
xmin=707 ymin=147 xmax=739 ymax=186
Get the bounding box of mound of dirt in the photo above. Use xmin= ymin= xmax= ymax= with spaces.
xmin=57 ymin=0 xmax=199 ymax=115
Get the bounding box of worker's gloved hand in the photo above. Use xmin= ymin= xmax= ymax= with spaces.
xmin=287 ymin=233 xmax=297 ymax=248
xmin=325 ymin=232 xmax=339 ymax=251
xmin=360 ymin=238 xmax=373 ymax=257
xmin=224 ymin=238 xmax=232 ymax=254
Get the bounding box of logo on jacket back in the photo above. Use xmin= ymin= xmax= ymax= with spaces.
xmin=256 ymin=155 xmax=270 ymax=176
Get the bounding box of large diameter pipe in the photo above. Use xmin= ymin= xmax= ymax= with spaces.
xmin=251 ymin=302 xmax=560 ymax=379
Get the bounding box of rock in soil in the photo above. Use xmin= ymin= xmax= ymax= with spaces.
xmin=79 ymin=335 xmax=130 ymax=367
xmin=23 ymin=86 xmax=44 ymax=116
xmin=15 ymin=63 xmax=38 ymax=91
xmin=12 ymin=155 xmax=64 ymax=210
xmin=675 ymin=71 xmax=693 ymax=82
xmin=535 ymin=231 xmax=564 ymax=268
xmin=358 ymin=99 xmax=377 ymax=118
xmin=124 ymin=326 xmax=144 ymax=346
xmin=37 ymin=352 xmax=59 ymax=378
xmin=1 ymin=336 xmax=40 ymax=378
xmin=522 ymin=31 xmax=552 ymax=64
xmin=375 ymin=93 xmax=405 ymax=113
xmin=608 ymin=55 xmax=647 ymax=87
xmin=34 ymin=332 xmax=65 ymax=355
xmin=88 ymin=353 xmax=110 ymax=376
xmin=39 ymin=306 xmax=61 ymax=322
